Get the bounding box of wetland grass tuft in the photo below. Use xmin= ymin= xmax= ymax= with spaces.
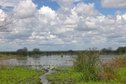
xmin=74 ymin=51 xmax=100 ymax=81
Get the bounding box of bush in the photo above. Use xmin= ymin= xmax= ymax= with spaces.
xmin=74 ymin=51 xmax=100 ymax=81
xmin=99 ymin=55 xmax=126 ymax=81
xmin=112 ymin=56 xmax=126 ymax=68
xmin=98 ymin=62 xmax=116 ymax=81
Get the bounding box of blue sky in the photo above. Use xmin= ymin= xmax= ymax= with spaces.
xmin=0 ymin=0 xmax=126 ymax=51
xmin=33 ymin=0 xmax=59 ymax=10
xmin=33 ymin=0 xmax=126 ymax=15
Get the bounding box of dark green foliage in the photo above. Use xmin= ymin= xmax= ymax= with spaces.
xmin=116 ymin=47 xmax=126 ymax=54
xmin=100 ymin=47 xmax=115 ymax=54
xmin=16 ymin=47 xmax=28 ymax=56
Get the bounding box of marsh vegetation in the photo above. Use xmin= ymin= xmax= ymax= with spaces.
xmin=46 ymin=52 xmax=126 ymax=84
xmin=1 ymin=48 xmax=126 ymax=84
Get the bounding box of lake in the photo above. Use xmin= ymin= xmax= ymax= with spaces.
xmin=0 ymin=55 xmax=116 ymax=67
xmin=0 ymin=55 xmax=74 ymax=67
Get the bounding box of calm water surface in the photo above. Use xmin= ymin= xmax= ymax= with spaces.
xmin=0 ymin=55 xmax=74 ymax=67
xmin=0 ymin=55 xmax=116 ymax=67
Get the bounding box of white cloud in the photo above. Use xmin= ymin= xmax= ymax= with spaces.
xmin=14 ymin=0 xmax=37 ymax=19
xmin=55 ymin=0 xmax=73 ymax=7
xmin=72 ymin=3 xmax=99 ymax=16
xmin=101 ymin=0 xmax=126 ymax=8
xmin=0 ymin=0 xmax=6 ymax=5
xmin=0 ymin=0 xmax=20 ymax=8
xmin=122 ymin=14 xmax=126 ymax=21
xmin=0 ymin=9 xmax=12 ymax=31
xmin=85 ymin=21 xmax=96 ymax=28
xmin=0 ymin=0 xmax=126 ymax=50
xmin=0 ymin=9 xmax=6 ymax=22
xmin=38 ymin=6 xmax=57 ymax=20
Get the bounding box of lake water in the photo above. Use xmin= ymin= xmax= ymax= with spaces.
xmin=0 ymin=55 xmax=74 ymax=67
xmin=0 ymin=55 xmax=115 ymax=67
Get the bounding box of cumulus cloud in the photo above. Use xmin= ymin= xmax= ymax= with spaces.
xmin=0 ymin=9 xmax=12 ymax=32
xmin=0 ymin=9 xmax=6 ymax=22
xmin=0 ymin=0 xmax=6 ymax=5
xmin=14 ymin=0 xmax=37 ymax=19
xmin=55 ymin=0 xmax=73 ymax=7
xmin=38 ymin=6 xmax=57 ymax=20
xmin=101 ymin=0 xmax=126 ymax=8
xmin=0 ymin=0 xmax=126 ymax=50
xmin=0 ymin=0 xmax=20 ymax=8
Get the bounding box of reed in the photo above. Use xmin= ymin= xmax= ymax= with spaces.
xmin=99 ymin=54 xmax=126 ymax=81
xmin=74 ymin=51 xmax=100 ymax=81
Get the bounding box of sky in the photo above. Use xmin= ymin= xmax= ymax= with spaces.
xmin=0 ymin=0 xmax=126 ymax=51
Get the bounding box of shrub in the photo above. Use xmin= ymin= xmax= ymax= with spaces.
xmin=98 ymin=62 xmax=116 ymax=81
xmin=99 ymin=55 xmax=126 ymax=81
xmin=74 ymin=51 xmax=100 ymax=81
xmin=112 ymin=56 xmax=126 ymax=68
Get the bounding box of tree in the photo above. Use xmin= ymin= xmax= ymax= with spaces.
xmin=101 ymin=47 xmax=113 ymax=54
xmin=116 ymin=47 xmax=126 ymax=54
xmin=32 ymin=48 xmax=40 ymax=55
xmin=33 ymin=48 xmax=40 ymax=52
xmin=16 ymin=47 xmax=28 ymax=56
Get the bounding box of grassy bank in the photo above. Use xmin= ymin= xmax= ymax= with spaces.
xmin=0 ymin=67 xmax=44 ymax=84
xmin=0 ymin=54 xmax=18 ymax=60
xmin=46 ymin=52 xmax=126 ymax=84
xmin=46 ymin=67 xmax=81 ymax=84
xmin=46 ymin=67 xmax=126 ymax=84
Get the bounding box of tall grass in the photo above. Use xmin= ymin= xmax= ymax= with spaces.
xmin=99 ymin=55 xmax=126 ymax=81
xmin=74 ymin=51 xmax=100 ymax=81
xmin=99 ymin=62 xmax=116 ymax=80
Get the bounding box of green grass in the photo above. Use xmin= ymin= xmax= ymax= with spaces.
xmin=115 ymin=68 xmax=126 ymax=83
xmin=46 ymin=67 xmax=82 ymax=84
xmin=0 ymin=67 xmax=44 ymax=84
xmin=46 ymin=67 xmax=126 ymax=84
xmin=77 ymin=81 xmax=121 ymax=84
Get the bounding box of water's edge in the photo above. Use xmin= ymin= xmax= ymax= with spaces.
xmin=40 ymin=69 xmax=54 ymax=84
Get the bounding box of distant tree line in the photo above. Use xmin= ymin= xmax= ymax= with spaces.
xmin=16 ymin=47 xmax=77 ymax=56
xmin=100 ymin=47 xmax=126 ymax=55
xmin=16 ymin=47 xmax=28 ymax=56
xmin=0 ymin=46 xmax=126 ymax=56
xmin=116 ymin=47 xmax=126 ymax=54
xmin=100 ymin=47 xmax=115 ymax=54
